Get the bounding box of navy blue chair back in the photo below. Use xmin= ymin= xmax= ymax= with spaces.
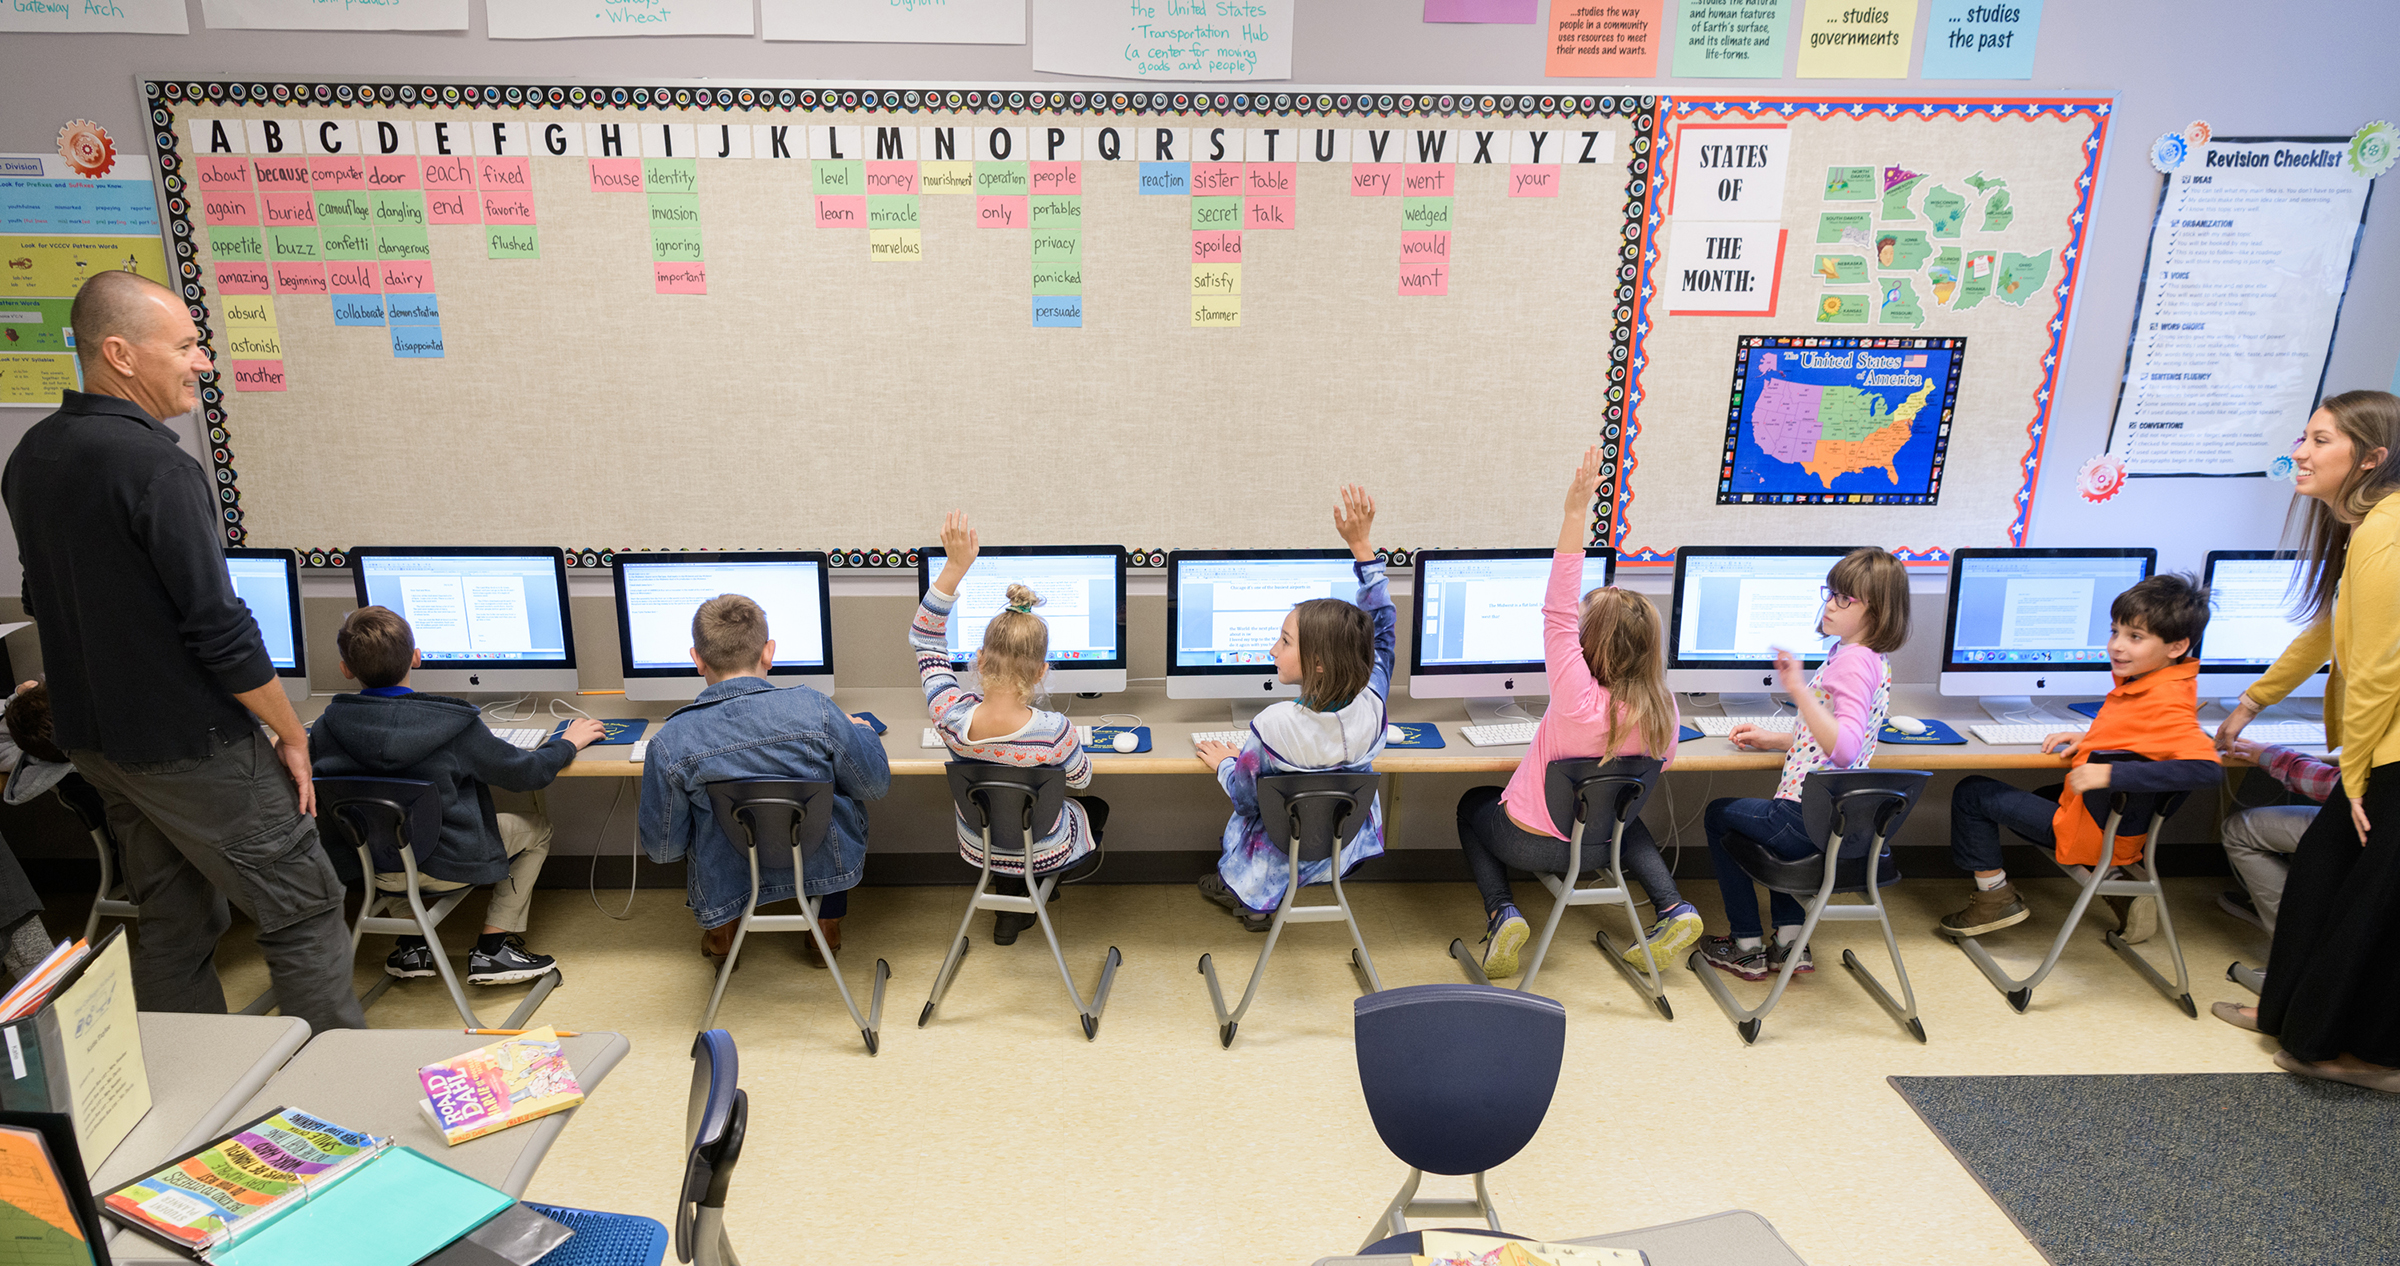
xmin=944 ymin=762 xmax=1066 ymax=863
xmin=314 ymin=777 xmax=441 ymax=874
xmin=678 ymin=1029 xmax=746 ymax=1264
xmin=1354 ymin=983 xmax=1566 ymax=1176
xmin=2077 ymin=751 xmax=2190 ymax=842
xmin=1542 ymin=755 xmax=1661 ymax=846
xmin=1257 ymin=772 xmax=1380 ymax=865
xmin=704 ymin=779 xmax=834 ymax=876
xmin=1801 ymin=769 xmax=1927 ymax=863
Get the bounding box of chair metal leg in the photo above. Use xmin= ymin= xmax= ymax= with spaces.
xmin=1949 ymin=854 xmax=2116 ymax=1014
xmin=1515 ymin=874 xmax=1580 ymax=995
xmin=1200 ymin=899 xmax=1291 ymax=1049
xmin=1448 ymin=936 xmax=1490 ymax=986
xmin=1026 ymin=871 xmax=1120 ymax=1041
xmin=1333 ymin=866 xmax=1381 ymax=994
xmin=916 ymin=866 xmax=988 ymax=1028
xmin=1839 ymin=890 xmax=1926 ymax=1043
xmin=1587 ymin=881 xmax=1674 ymax=1019
xmin=692 ymin=1205 xmax=737 ymax=1266
xmin=1691 ymin=876 xmax=1839 ymax=1044
xmin=2103 ymin=872 xmax=2195 ymax=1017
xmin=698 ymin=898 xmax=758 ymax=1031
xmin=1355 ymin=1166 xmax=1503 ymax=1252
xmin=806 ymin=893 xmax=891 ymax=1054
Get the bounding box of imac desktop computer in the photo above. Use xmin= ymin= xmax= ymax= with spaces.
xmin=2197 ymin=550 xmax=2327 ymax=706
xmin=1409 ymin=548 xmax=1617 ymax=723
xmin=226 ymin=547 xmax=310 ymax=702
xmin=1167 ymin=549 xmax=1363 ymax=716
xmin=614 ymin=552 xmax=835 ymax=701
xmin=915 ymin=546 xmax=1128 ymax=695
xmin=1666 ymin=546 xmax=1858 ymax=709
xmin=348 ymin=547 xmax=579 ymax=694
xmin=1938 ymin=547 xmax=2156 ymax=722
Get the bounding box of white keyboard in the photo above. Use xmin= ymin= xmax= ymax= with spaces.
xmin=2236 ymin=722 xmax=2328 ymax=747
xmin=1461 ymin=722 xmax=1538 ymax=748
xmin=1191 ymin=730 xmax=1250 ymax=747
xmin=490 ymin=727 xmax=550 ymax=750
xmin=1969 ymin=722 xmax=2087 ymax=746
xmin=627 ymin=739 xmax=649 ymax=763
xmin=1690 ymin=715 xmax=1798 ymax=737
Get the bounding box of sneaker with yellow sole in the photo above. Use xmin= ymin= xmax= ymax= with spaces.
xmin=1480 ymin=904 xmax=1530 ymax=978
xmin=1621 ymin=903 xmax=1703 ymax=968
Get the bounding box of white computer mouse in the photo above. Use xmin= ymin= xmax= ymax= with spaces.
xmin=1889 ymin=715 xmax=1930 ymax=736
xmin=1111 ymin=730 xmax=1139 ymax=753
xmin=1386 ymin=724 xmax=1406 ymax=744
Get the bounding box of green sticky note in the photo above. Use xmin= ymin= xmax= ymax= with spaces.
xmin=974 ymin=162 xmax=1029 ymax=196
xmin=1881 ymin=173 xmax=1924 ymax=220
xmin=1031 ymin=261 xmax=1083 ymax=294
xmin=1814 ymin=292 xmax=1868 ymax=324
xmin=1401 ymin=197 xmax=1454 ymax=230
xmin=813 ymin=160 xmax=863 ymax=195
xmin=374 ymin=225 xmax=430 ymax=261
xmin=1030 ymin=230 xmax=1081 ymax=262
xmin=1876 ymin=276 xmax=1925 ymax=328
xmin=317 ymin=226 xmax=377 ymax=261
xmin=207 ymin=225 xmax=265 ymax=260
xmin=1191 ymin=197 xmax=1242 ymax=231
xmin=267 ymin=227 xmax=319 ymax=262
xmin=1670 ymin=0 xmax=1791 ymax=77
xmin=1817 ymin=210 xmax=1871 ymax=244
xmin=371 ymin=191 xmax=426 ymax=229
xmin=1029 ymin=196 xmax=1082 ymax=228
xmin=867 ymin=196 xmax=919 ymax=229
xmin=313 ymin=191 xmax=371 ymax=225
xmin=1981 ymin=188 xmax=2015 ymax=231
xmin=652 ymin=226 xmax=705 ymax=261
xmin=487 ymin=226 xmax=540 ymax=259
xmin=643 ymin=159 xmax=697 ymax=194
xmin=1812 ymin=254 xmax=1867 ymax=284
xmin=1923 ymin=185 xmax=1967 ymax=238
xmin=648 ymin=193 xmax=701 ymax=241
xmin=1872 ymin=228 xmax=1931 ymax=270
xmin=1823 ymin=165 xmax=1876 ymax=200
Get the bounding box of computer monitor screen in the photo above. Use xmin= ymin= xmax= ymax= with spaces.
xmin=1942 ymin=549 xmax=2154 ymax=671
xmin=614 ymin=553 xmax=832 ymax=699
xmin=226 ymin=548 xmax=305 ymax=678
xmin=915 ymin=547 xmax=1127 ymax=669
xmin=2199 ymin=551 xmax=2328 ymax=693
xmin=1412 ymin=549 xmax=1616 ymax=676
xmin=1667 ymin=547 xmax=1858 ymax=682
xmin=348 ymin=548 xmax=576 ymax=691
xmin=1169 ymin=551 xmax=1360 ymax=674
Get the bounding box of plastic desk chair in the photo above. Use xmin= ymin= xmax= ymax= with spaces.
xmin=527 ymin=1029 xmax=744 ymax=1266
xmin=51 ymin=773 xmax=138 ymax=944
xmin=700 ymin=779 xmax=888 ymax=1053
xmin=1201 ymin=771 xmax=1384 ymax=1048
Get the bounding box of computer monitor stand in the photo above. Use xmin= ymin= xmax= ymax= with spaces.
xmin=1461 ymin=696 xmax=1541 ymax=726
xmin=1978 ymin=696 xmax=2055 ymax=725
xmin=1718 ymin=692 xmax=1776 ymax=715
xmin=1228 ymin=699 xmax=1274 ymax=723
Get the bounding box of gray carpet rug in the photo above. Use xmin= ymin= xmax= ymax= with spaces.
xmin=1889 ymin=1073 xmax=2400 ymax=1266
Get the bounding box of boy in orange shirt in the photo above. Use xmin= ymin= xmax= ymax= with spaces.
xmin=1938 ymin=574 xmax=2223 ymax=940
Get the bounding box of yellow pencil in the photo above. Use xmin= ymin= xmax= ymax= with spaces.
xmin=464 ymin=1028 xmax=580 ymax=1037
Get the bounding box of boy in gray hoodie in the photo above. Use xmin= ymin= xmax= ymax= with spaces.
xmin=310 ymin=607 xmax=602 ymax=984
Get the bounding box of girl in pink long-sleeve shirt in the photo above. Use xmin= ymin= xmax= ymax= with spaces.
xmin=1457 ymin=448 xmax=1692 ymax=979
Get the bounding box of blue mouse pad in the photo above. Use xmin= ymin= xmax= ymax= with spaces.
xmin=1879 ymin=718 xmax=1967 ymax=745
xmin=851 ymin=710 xmax=888 ymax=735
xmin=1090 ymin=725 xmax=1152 ymax=753
xmin=1679 ymin=723 xmax=1703 ymax=743
xmin=554 ymin=718 xmax=647 ymax=744
xmin=2068 ymin=700 xmax=2103 ymax=719
xmin=1386 ymin=722 xmax=1446 ymax=749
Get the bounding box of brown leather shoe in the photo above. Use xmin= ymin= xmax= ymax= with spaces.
xmin=1937 ymin=882 xmax=2029 ymax=938
xmin=701 ymin=920 xmax=739 ymax=962
xmin=799 ymin=917 xmax=841 ymax=970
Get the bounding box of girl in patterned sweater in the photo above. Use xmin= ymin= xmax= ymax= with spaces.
xmin=1698 ymin=547 xmax=1908 ymax=981
xmin=1196 ymin=485 xmax=1394 ymax=930
xmin=912 ymin=512 xmax=1107 ymax=946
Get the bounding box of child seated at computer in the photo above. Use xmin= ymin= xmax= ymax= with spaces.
xmin=1196 ymin=485 xmax=1394 ymax=929
xmin=640 ymin=594 xmax=891 ymax=962
xmin=1699 ymin=547 xmax=1909 ymax=981
xmin=912 ymin=513 xmax=1108 ymax=945
xmin=1936 ymin=573 xmax=2222 ymax=940
xmin=310 ymin=607 xmax=604 ymax=984
xmin=1455 ymin=448 xmax=1694 ymax=978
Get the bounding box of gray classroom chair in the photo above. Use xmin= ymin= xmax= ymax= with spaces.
xmin=1200 ymin=771 xmax=1384 ymax=1049
xmin=701 ymin=779 xmax=889 ymax=1054
xmin=315 ymin=776 xmax=559 ymax=1030
xmin=1450 ymin=756 xmax=1672 ymax=1016
xmin=919 ymin=763 xmax=1121 ymax=1040
xmin=1691 ymin=769 xmax=1930 ymax=1046
xmin=52 ymin=774 xmax=138 ymax=943
xmin=1947 ymin=751 xmax=2202 ymax=1017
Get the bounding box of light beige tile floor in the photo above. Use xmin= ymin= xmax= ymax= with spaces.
xmin=163 ymin=874 xmax=2279 ymax=1264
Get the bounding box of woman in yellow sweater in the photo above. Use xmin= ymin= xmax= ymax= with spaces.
xmin=2216 ymin=389 xmax=2400 ymax=1092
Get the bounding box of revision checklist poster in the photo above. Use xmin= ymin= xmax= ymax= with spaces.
xmin=2107 ymin=137 xmax=2373 ymax=476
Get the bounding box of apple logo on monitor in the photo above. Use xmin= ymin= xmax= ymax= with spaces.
xmin=2036 ymin=677 xmax=2046 ymax=689
xmin=470 ymin=673 xmax=482 ymax=686
xmin=1261 ymin=681 xmax=1275 ymax=691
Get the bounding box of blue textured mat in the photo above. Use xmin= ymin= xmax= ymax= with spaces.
xmin=1890 ymin=1073 xmax=2400 ymax=1266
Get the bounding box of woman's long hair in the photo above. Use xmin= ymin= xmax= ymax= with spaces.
xmin=2290 ymin=390 xmax=2400 ymax=620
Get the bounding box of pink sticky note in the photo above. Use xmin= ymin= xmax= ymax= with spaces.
xmin=1189 ymin=162 xmax=1243 ymax=196
xmin=307 ymin=156 xmax=365 ymax=190
xmin=477 ymin=157 xmax=530 ymax=190
xmin=272 ymin=263 xmax=327 ymax=295
xmin=380 ymin=261 xmax=434 ymax=291
xmin=1424 ymin=0 xmax=1537 ymax=20
xmin=202 ymin=190 xmax=259 ymax=226
xmin=1245 ymin=163 xmax=1296 ymax=196
xmin=366 ymin=157 xmax=420 ymax=191
xmin=1400 ymin=231 xmax=1452 ymax=262
xmin=654 ymin=262 xmax=708 ymax=294
xmin=481 ymin=190 xmax=536 ymax=225
xmin=327 ymin=261 xmax=381 ymax=294
xmin=213 ymin=262 xmax=271 ymax=294
xmin=194 ymin=156 xmax=253 ymax=190
xmin=251 ymin=157 xmax=310 ymax=189
xmin=260 ymin=191 xmax=316 ymax=228
xmin=815 ymin=196 xmax=867 ymax=228
xmin=1508 ymin=165 xmax=1561 ymax=197
xmin=1245 ymin=197 xmax=1297 ymax=230
xmin=425 ymin=188 xmax=478 ymax=225
xmin=420 ymin=156 xmax=476 ymax=191
xmin=1030 ymin=162 xmax=1082 ymax=196
xmin=1192 ymin=231 xmax=1244 ymax=263
xmin=1402 ymin=165 xmax=1455 ymax=197
xmin=865 ymin=162 xmax=919 ymax=195
xmin=975 ymin=196 xmax=1027 ymax=229
xmin=230 ymin=360 xmax=287 ymax=392
xmin=588 ymin=158 xmax=643 ymax=193
xmin=1398 ymin=264 xmax=1450 ymax=296
xmin=1350 ymin=165 xmax=1400 ymax=196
